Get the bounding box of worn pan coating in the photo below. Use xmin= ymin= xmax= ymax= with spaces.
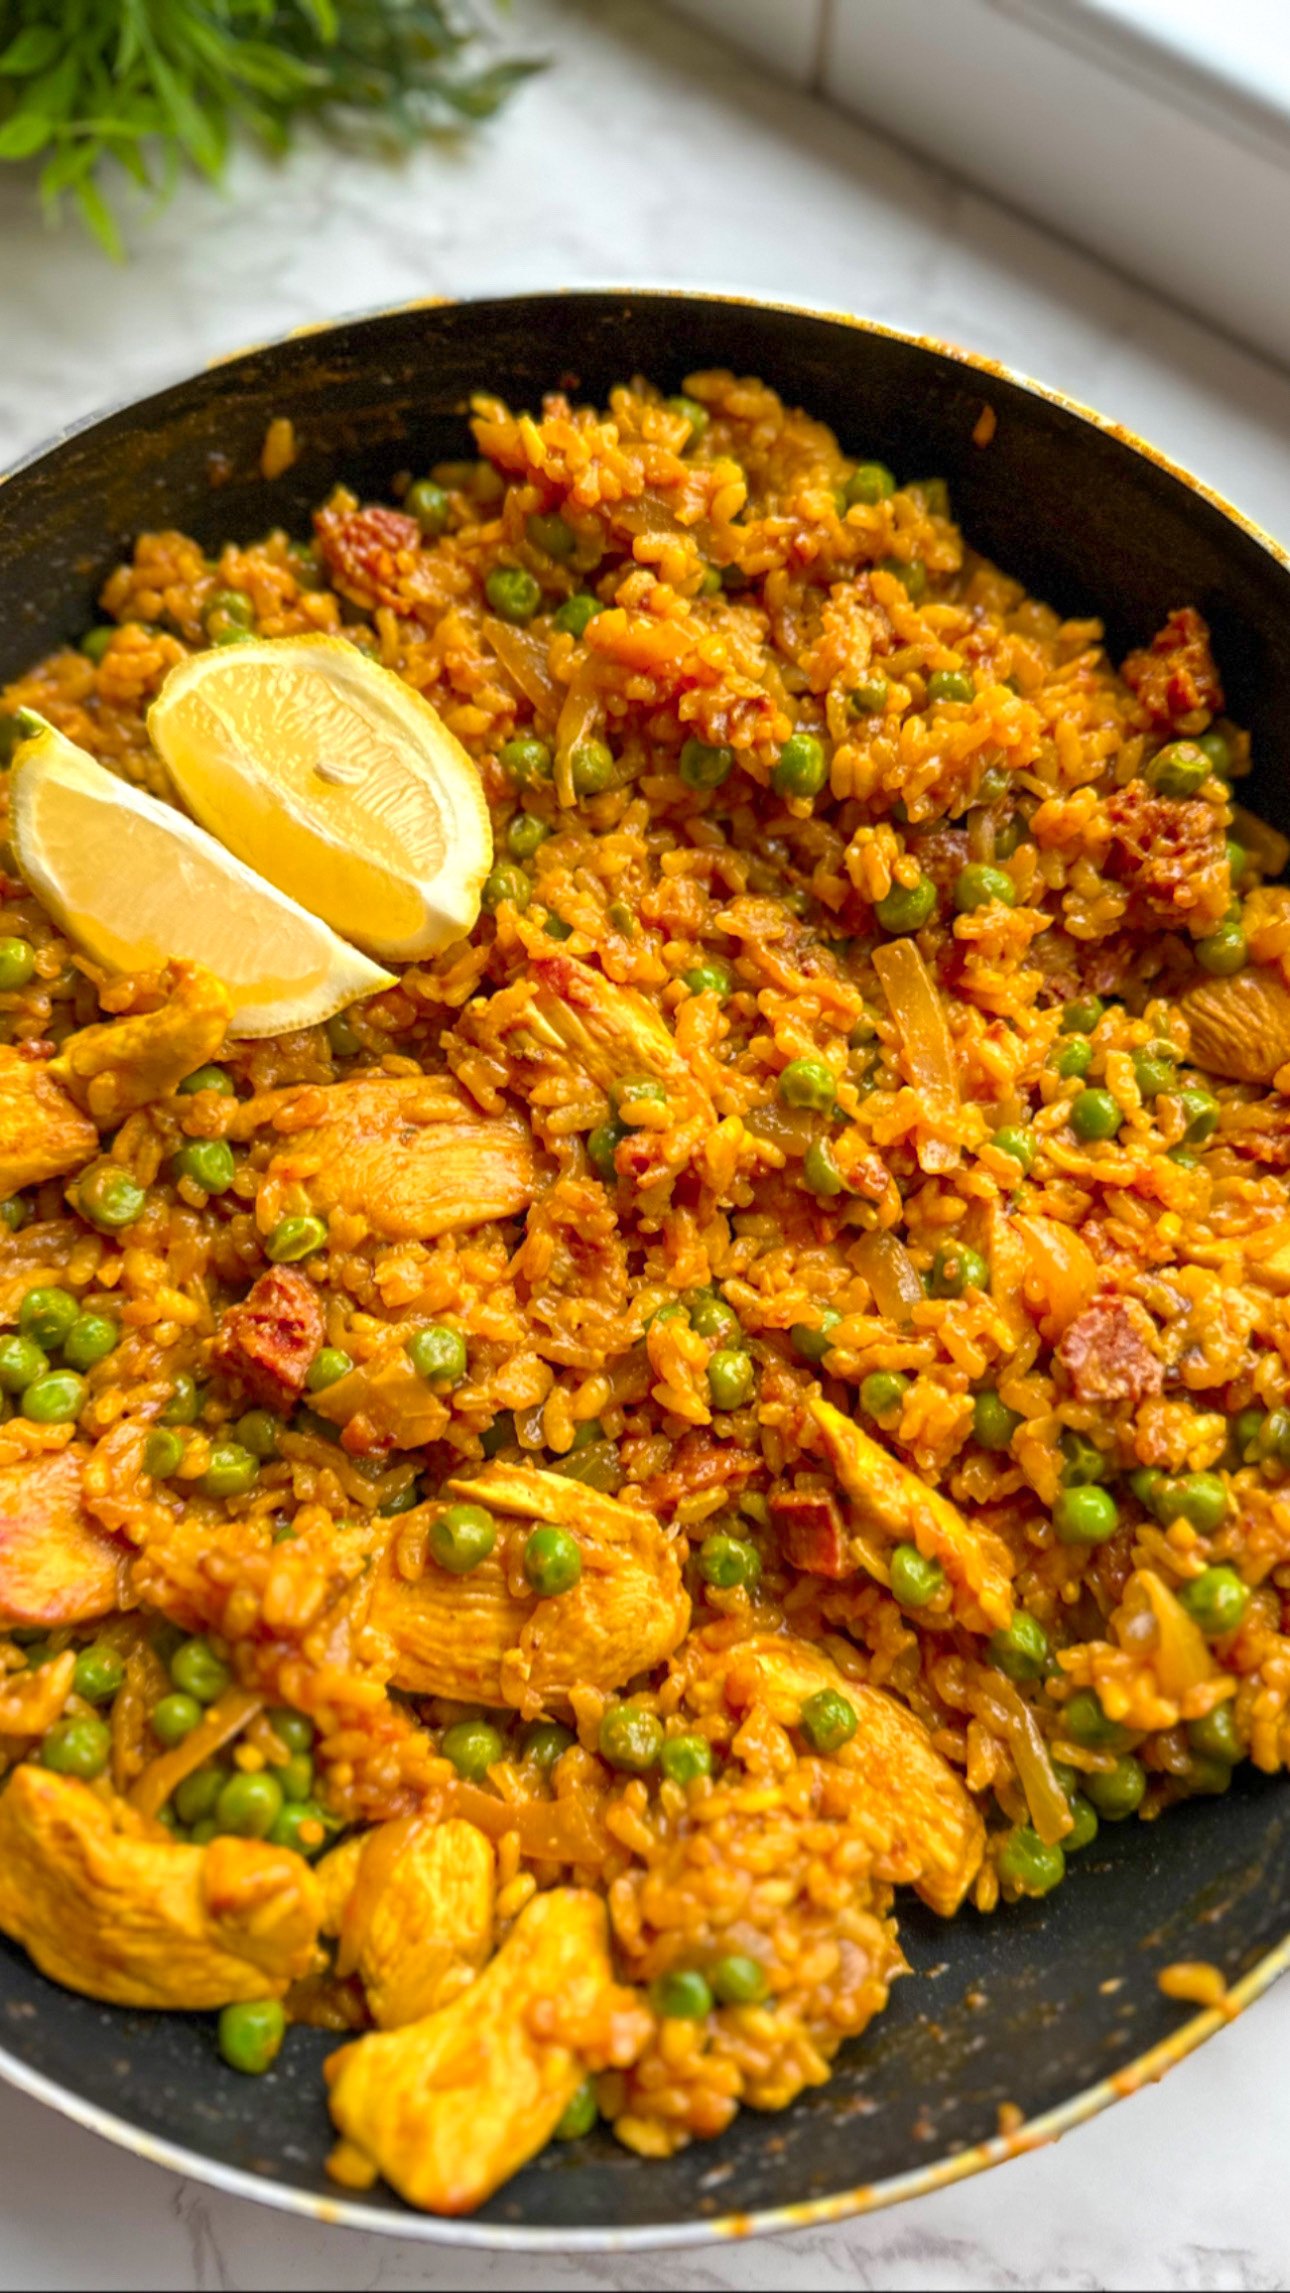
xmin=0 ymin=292 xmax=1287 ymax=2250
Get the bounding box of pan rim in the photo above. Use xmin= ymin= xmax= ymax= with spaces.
xmin=1 ymin=285 xmax=1287 ymax=2249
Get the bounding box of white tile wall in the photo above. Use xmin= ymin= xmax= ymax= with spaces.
xmin=664 ymin=0 xmax=824 ymax=85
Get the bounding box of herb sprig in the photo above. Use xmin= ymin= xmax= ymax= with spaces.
xmin=0 ymin=1 xmax=540 ymax=256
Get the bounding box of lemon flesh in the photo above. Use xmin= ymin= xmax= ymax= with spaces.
xmin=148 ymin=635 xmax=493 ymax=962
xmin=9 ymin=723 xmax=395 ymax=1039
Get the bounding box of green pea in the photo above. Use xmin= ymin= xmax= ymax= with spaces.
xmin=844 ymin=462 xmax=895 ymax=506
xmin=171 ymin=1637 xmax=231 ymax=1704
xmin=650 ymin=1968 xmax=713 ymax=2020
xmin=772 ymin=733 xmax=828 ymax=799
xmin=849 ymin=674 xmax=890 ymax=715
xmin=1085 ymin=1755 xmax=1146 ymax=1821
xmin=80 ymin=626 xmax=115 ymax=664
xmin=683 ymin=958 xmax=733 ymax=1000
xmin=214 ymin=1769 xmax=283 ymax=1839
xmin=1129 ymin=1466 xmax=1164 ymax=1513
xmin=152 ymin=1692 xmax=204 ymax=1747
xmin=1187 ymin=1703 xmax=1242 ymax=1764
xmin=791 ymin=1309 xmax=842 ymax=1363
xmin=778 ymin=1057 xmax=836 ymax=1112
xmin=1155 ymin=1472 xmax=1228 ymax=1532
xmin=41 ymin=1714 xmax=111 ymax=1778
xmin=0 ymin=1197 xmax=27 ymax=1232
xmin=75 ymin=1161 xmax=146 ymax=1232
xmin=678 ymin=737 xmax=733 ymax=792
xmin=306 ymin=1347 xmax=352 ymax=1393
xmin=485 ymin=566 xmax=542 ymax=624
xmin=598 ymin=1702 xmax=664 ymax=1773
xmin=1062 ymin=996 xmax=1104 ymax=1034
xmin=1147 ymin=741 xmax=1210 ymax=797
xmin=708 ymin=1349 xmax=755 ymax=1411
xmin=499 ymin=735 xmax=553 ymax=785
xmin=997 ymin=1826 xmax=1065 ymax=1897
xmin=1196 ymin=728 xmax=1231 ymax=775
xmin=144 ymin=1427 xmax=184 ymax=1479
xmin=430 ymin=1502 xmax=497 ymax=1575
xmin=217 ymin=1999 xmax=286 ymax=2075
xmin=406 ymin=1324 xmax=468 ymax=1385
xmin=667 ymin=394 xmax=710 ymax=442
xmin=875 ymin=875 xmax=936 ymax=934
xmin=799 ymin=1686 xmax=858 ymax=1755
xmin=1070 ymin=1088 xmax=1122 ymax=1142
xmin=161 ymin=1373 xmax=200 ymax=1425
xmin=272 ymin=1752 xmax=314 ymax=1804
xmin=1065 ymin=1796 xmax=1099 ymax=1852
xmin=0 ymin=937 xmax=36 ymax=991
xmin=326 ymin=1012 xmax=361 ymax=1060
xmin=0 ymin=1335 xmax=48 ymax=1394
xmin=235 ymin=1410 xmax=279 ymax=1460
xmin=1060 ymin=1431 xmax=1107 ymax=1486
xmin=200 ymin=1442 xmax=260 ymax=1499
xmin=571 ymin=739 xmax=616 ymax=796
xmin=861 ymin=1369 xmax=908 ymax=1422
xmin=1054 ymin=1485 xmax=1119 ymax=1545
xmin=1225 ymin=839 xmax=1247 ymax=885
xmin=1177 ymin=1084 xmax=1218 ymax=1143
xmin=266 ymin=1214 xmax=327 ymax=1263
xmin=174 ymin=1765 xmax=228 ymax=1825
xmin=685 ymin=1291 xmax=740 ymax=1345
xmin=974 ymin=1389 xmax=1021 ymax=1451
xmin=1168 ymin=1147 xmax=1199 ymax=1171
xmin=659 ymin=1732 xmax=714 ymax=1786
xmin=179 ymin=1063 xmax=235 ymax=1097
xmin=1062 ymin=1690 xmax=1132 ymax=1751
xmin=554 ymin=2079 xmax=599 ymax=2140
xmin=520 ymin=1721 xmax=575 ymax=1771
xmin=205 ymin=588 xmax=254 ymax=635
xmin=587 ymin=1119 xmax=625 ymax=1180
xmin=268 ymin=1707 xmax=315 ymax=1756
xmin=805 ymin=1140 xmax=846 ymax=1196
xmin=524 ymin=1525 xmax=583 ymax=1597
xmin=1259 ymin=1409 xmax=1290 ymax=1467
xmin=928 ymin=669 xmax=974 ymax=706
xmin=988 ymin=1612 xmax=1050 ymax=1682
xmin=1133 ymin=1046 xmax=1176 ymax=1099
xmin=890 ymin=1543 xmax=944 ymax=1609
xmin=72 ymin=1644 xmax=125 ymax=1704
xmin=526 ymin=511 xmax=576 ymax=561
xmin=1229 ymin=1407 xmax=1265 ymax=1465
xmin=1196 ymin=923 xmax=1247 ymax=976
xmin=698 ymin=1533 xmax=761 ymax=1591
xmin=62 ymin=1313 xmax=117 ymax=1371
xmin=929 ymin=1243 xmax=989 ymax=1298
xmin=611 ymin=1075 xmax=667 ymax=1118
xmin=507 ymin=811 xmax=549 ymax=861
xmin=879 ymin=557 xmax=927 ymax=601
xmin=553 ymin=593 xmax=602 ymax=638
xmin=406 ymin=478 xmax=450 ymax=535
xmin=709 ymin=1953 xmax=769 ymax=2006
xmin=173 ymin=1139 xmax=237 ymax=1194
xmin=1054 ymin=1038 xmax=1094 ymax=1080
xmin=991 ymin=1125 xmax=1035 ymax=1174
xmin=267 ymin=1799 xmax=329 ymax=1857
xmin=482 ymin=863 xmax=531 ymax=912
xmin=480 ymin=1409 xmax=516 ymax=1458
xmin=21 ymin=1370 xmax=85 ymax=1424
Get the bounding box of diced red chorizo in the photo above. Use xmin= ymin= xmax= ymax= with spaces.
xmin=639 ymin=1432 xmax=760 ymax=1519
xmin=1122 ymin=607 xmax=1223 ymax=734
xmin=212 ymin=1267 xmax=326 ymax=1414
xmin=1101 ymin=784 xmax=1227 ymax=933
xmin=771 ymin=1486 xmax=851 ymax=1578
xmin=1056 ymin=1294 xmax=1163 ymax=1404
xmin=314 ymin=505 xmax=422 ymax=613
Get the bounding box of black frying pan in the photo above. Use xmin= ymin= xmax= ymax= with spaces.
xmin=1 ymin=292 xmax=1288 ymax=2253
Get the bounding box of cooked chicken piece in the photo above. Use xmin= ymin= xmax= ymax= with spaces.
xmin=315 ymin=1834 xmax=367 ymax=1935
xmin=326 ymin=1887 xmax=648 ymax=2215
xmin=332 ymin=1816 xmax=495 ymax=2028
xmin=307 ymin=1345 xmax=448 ymax=1452
xmin=0 ymin=1766 xmax=321 ymax=2007
xmin=253 ymin=1075 xmax=537 ymax=1243
xmin=368 ymin=1462 xmax=689 ymax=1708
xmin=50 ymin=962 xmax=231 ymax=1125
xmin=0 ymin=1047 xmax=97 ymax=1194
xmin=0 ymin=1648 xmax=75 ymax=1739
xmin=0 ymin=1452 xmax=133 ymax=1629
xmin=701 ymin=1631 xmax=984 ymax=1916
xmin=1180 ymin=964 xmax=1290 ymax=1083
xmin=808 ymin=1397 xmax=1014 ymax=1633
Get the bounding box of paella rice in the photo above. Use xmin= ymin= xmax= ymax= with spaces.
xmin=0 ymin=366 xmax=1287 ymax=2212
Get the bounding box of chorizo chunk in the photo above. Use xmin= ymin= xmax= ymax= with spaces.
xmin=1057 ymin=1294 xmax=1163 ymax=1404
xmin=314 ymin=504 xmax=422 ymax=613
xmin=212 ymin=1265 xmax=325 ymax=1413
xmin=770 ymin=1485 xmax=851 ymax=1578
xmin=1122 ymin=606 xmax=1223 ymax=733
xmin=1101 ymin=783 xmax=1227 ymax=934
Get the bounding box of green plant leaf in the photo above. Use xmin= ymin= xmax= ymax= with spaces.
xmin=0 ymin=26 xmax=64 ymax=78
xmin=0 ymin=111 xmax=51 ymax=159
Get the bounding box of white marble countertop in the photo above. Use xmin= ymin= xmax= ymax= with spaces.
xmin=2 ymin=4 xmax=1290 ymax=2286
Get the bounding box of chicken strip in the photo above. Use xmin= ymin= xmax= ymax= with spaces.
xmin=0 ymin=1766 xmax=321 ymax=2007
xmin=49 ymin=962 xmax=231 ymax=1125
xmin=808 ymin=1396 xmax=1014 ymax=1632
xmin=331 ymin=1815 xmax=495 ymax=2028
xmin=368 ymin=1462 xmax=689 ymax=1708
xmin=326 ymin=1887 xmax=648 ymax=2215
xmin=0 ymin=1047 xmax=97 ymax=1194
xmin=1180 ymin=964 xmax=1290 ymax=1084
xmin=0 ymin=1451 xmax=133 ymax=1629
xmin=252 ymin=1075 xmax=537 ymax=1243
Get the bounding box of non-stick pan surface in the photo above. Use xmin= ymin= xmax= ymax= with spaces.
xmin=1 ymin=293 xmax=1287 ymax=2248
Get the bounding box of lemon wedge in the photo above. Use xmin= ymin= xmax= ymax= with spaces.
xmin=147 ymin=635 xmax=493 ymax=962
xmin=9 ymin=721 xmax=395 ymax=1039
